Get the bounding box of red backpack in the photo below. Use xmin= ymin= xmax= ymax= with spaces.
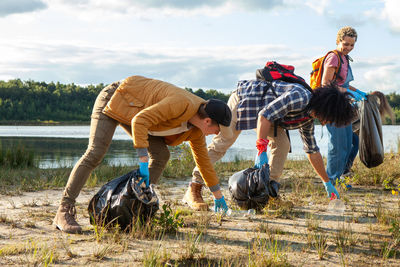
xmin=256 ymin=61 xmax=312 ymax=91
xmin=255 ymin=61 xmax=312 ymax=147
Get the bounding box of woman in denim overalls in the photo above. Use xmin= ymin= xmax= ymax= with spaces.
xmin=321 ymin=26 xmax=368 ymax=185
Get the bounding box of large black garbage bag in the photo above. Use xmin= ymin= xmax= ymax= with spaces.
xmin=228 ymin=164 xmax=280 ymax=210
xmin=359 ymin=95 xmax=384 ymax=168
xmin=88 ymin=169 xmax=159 ymax=230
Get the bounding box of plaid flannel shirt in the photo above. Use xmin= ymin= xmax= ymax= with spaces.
xmin=235 ymin=80 xmax=319 ymax=153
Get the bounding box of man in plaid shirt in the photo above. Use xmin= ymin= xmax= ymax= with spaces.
xmin=183 ymin=79 xmax=356 ymax=211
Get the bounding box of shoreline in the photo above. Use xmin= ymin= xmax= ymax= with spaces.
xmin=0 ymin=121 xmax=90 ymax=126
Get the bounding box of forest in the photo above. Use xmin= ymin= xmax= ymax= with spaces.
xmin=0 ymin=79 xmax=399 ymax=124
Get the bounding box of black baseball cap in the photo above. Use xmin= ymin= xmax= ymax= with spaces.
xmin=204 ymin=99 xmax=232 ymax=127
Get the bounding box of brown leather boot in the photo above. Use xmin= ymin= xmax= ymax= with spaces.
xmin=182 ymin=182 xmax=208 ymax=211
xmin=53 ymin=203 xmax=82 ymax=234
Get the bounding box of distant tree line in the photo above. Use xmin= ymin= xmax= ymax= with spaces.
xmin=1 ymin=79 xmax=399 ymax=124
xmin=0 ymin=79 xmax=104 ymax=123
xmin=0 ymin=79 xmax=230 ymax=124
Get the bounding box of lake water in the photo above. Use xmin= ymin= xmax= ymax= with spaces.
xmin=1 ymin=125 xmax=399 ymax=168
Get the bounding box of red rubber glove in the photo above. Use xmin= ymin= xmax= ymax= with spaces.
xmin=256 ymin=138 xmax=269 ymax=156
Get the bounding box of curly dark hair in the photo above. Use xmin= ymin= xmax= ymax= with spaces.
xmin=309 ymin=84 xmax=357 ymax=127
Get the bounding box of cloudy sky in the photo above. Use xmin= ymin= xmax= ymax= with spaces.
xmin=1 ymin=0 xmax=399 ymax=93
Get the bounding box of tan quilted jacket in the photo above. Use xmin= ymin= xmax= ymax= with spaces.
xmin=103 ymin=75 xmax=219 ymax=188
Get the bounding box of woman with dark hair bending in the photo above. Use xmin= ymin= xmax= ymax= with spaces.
xmin=181 ymin=78 xmax=356 ymax=211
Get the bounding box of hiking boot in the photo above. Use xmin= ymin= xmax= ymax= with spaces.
xmin=182 ymin=182 xmax=208 ymax=211
xmin=53 ymin=203 xmax=82 ymax=234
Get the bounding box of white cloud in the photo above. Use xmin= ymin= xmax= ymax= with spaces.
xmin=363 ymin=64 xmax=400 ymax=93
xmin=303 ymin=0 xmax=330 ymax=15
xmin=40 ymin=0 xmax=288 ymax=19
xmin=381 ymin=0 xmax=400 ymax=33
xmin=0 ymin=0 xmax=47 ymax=17
xmin=1 ymin=0 xmax=399 ymax=94
xmin=51 ymin=0 xmax=284 ymax=11
xmin=120 ymin=0 xmax=225 ymax=9
xmin=4 ymin=38 xmax=399 ymax=93
xmin=0 ymin=39 xmax=292 ymax=91
xmin=229 ymin=0 xmax=285 ymax=11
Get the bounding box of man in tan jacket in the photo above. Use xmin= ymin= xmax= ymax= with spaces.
xmin=54 ymin=75 xmax=232 ymax=234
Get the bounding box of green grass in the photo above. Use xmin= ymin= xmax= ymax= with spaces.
xmin=0 ymin=164 xmax=135 ymax=194
xmin=0 ymin=141 xmax=35 ymax=168
xmin=2 ymin=151 xmax=400 ymax=266
xmin=351 ymin=153 xmax=400 ymax=186
xmin=0 ymin=145 xmax=254 ymax=194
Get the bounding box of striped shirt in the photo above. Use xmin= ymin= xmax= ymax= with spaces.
xmin=235 ymin=80 xmax=319 ymax=153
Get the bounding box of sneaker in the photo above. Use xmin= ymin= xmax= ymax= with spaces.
xmin=338 ymin=176 xmax=352 ymax=190
xmin=53 ymin=203 xmax=82 ymax=234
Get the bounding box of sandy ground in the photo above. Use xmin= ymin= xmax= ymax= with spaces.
xmin=0 ymin=176 xmax=399 ymax=266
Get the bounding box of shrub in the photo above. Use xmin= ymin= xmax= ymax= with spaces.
xmin=152 ymin=203 xmax=184 ymax=234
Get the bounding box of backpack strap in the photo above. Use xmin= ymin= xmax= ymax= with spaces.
xmin=331 ymin=50 xmax=343 ymax=82
xmin=316 ymin=50 xmax=343 ymax=85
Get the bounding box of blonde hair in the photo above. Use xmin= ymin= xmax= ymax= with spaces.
xmin=336 ymin=26 xmax=358 ymax=44
xmin=371 ymin=91 xmax=395 ymax=124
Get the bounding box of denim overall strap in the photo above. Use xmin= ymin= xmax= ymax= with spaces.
xmin=341 ymin=60 xmax=354 ymax=89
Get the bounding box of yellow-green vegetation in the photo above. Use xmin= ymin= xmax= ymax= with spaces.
xmin=0 ymin=164 xmax=134 ymax=194
xmin=152 ymin=203 xmax=184 ymax=234
xmin=0 ymin=239 xmax=59 ymax=266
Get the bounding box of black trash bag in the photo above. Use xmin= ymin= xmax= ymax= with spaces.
xmin=228 ymin=164 xmax=280 ymax=210
xmin=88 ymin=169 xmax=159 ymax=230
xmin=359 ymin=95 xmax=384 ymax=168
xmin=351 ymin=102 xmax=361 ymax=135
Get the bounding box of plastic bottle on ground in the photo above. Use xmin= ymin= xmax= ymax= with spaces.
xmin=226 ymin=208 xmax=256 ymax=219
xmin=327 ymin=193 xmax=345 ymax=214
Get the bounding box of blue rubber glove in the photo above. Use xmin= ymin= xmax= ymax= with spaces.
xmin=214 ymin=195 xmax=229 ymax=213
xmin=347 ymin=88 xmax=367 ymax=101
xmin=254 ymin=151 xmax=268 ymax=169
xmin=323 ymin=181 xmax=340 ymax=199
xmin=355 ymin=89 xmax=367 ymax=99
xmin=138 ymin=162 xmax=150 ymax=187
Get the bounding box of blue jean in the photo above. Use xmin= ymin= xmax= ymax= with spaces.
xmin=343 ymin=132 xmax=359 ymax=174
xmin=326 ymin=123 xmax=353 ymax=182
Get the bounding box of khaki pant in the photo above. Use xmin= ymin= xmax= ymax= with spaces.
xmin=61 ymin=82 xmax=170 ymax=205
xmin=192 ymin=91 xmax=290 ymax=184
